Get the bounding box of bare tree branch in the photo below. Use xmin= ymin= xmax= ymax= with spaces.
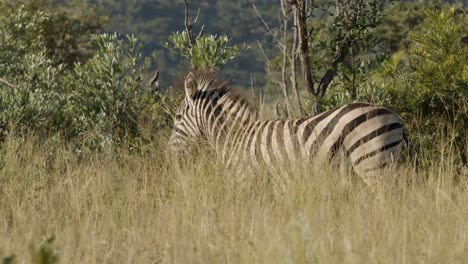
xmin=274 ymin=104 xmax=281 ymax=119
xmin=197 ymin=24 xmax=205 ymax=40
xmin=184 ymin=0 xmax=194 ymax=47
xmin=252 ymin=4 xmax=273 ymax=34
xmin=183 ymin=0 xmax=205 ymax=68
xmin=252 ymin=4 xmax=286 ymax=50
xmin=256 ymin=41 xmax=271 ymax=66
xmin=193 ymin=8 xmax=201 ymax=24
xmin=255 ymin=0 xmax=306 ymax=116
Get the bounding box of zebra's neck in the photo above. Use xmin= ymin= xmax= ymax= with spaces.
xmin=200 ymin=89 xmax=258 ymax=161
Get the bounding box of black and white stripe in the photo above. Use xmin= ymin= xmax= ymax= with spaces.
xmin=169 ymin=71 xmax=409 ymax=186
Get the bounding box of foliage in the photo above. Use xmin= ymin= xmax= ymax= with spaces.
xmin=314 ymin=0 xmax=393 ymax=106
xmin=329 ymin=0 xmax=390 ymax=52
xmin=318 ymin=53 xmax=391 ymax=111
xmin=305 ymin=1 xmax=461 ymax=112
xmin=0 ymin=6 xmax=66 ymax=139
xmin=165 ymin=31 xmax=248 ymax=70
xmin=375 ymin=1 xmax=432 ymax=53
xmin=63 ymin=33 xmax=164 ymax=148
xmin=0 ymin=7 xmax=174 ymax=150
xmin=379 ymin=7 xmax=467 ymax=161
xmin=0 ymin=0 xmax=107 ymax=66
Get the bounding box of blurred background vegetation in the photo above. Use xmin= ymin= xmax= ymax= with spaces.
xmin=0 ymin=0 xmax=466 ymax=163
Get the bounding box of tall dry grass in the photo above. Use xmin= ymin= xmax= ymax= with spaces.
xmin=0 ymin=134 xmax=467 ymax=263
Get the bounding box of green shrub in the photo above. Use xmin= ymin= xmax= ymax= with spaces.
xmin=378 ymin=7 xmax=467 ymax=162
xmin=319 ymin=53 xmax=392 ymax=110
xmin=0 ymin=7 xmax=174 ymax=151
xmin=64 ymin=33 xmax=156 ymax=148
xmin=165 ymin=31 xmax=248 ymax=70
xmin=375 ymin=1 xmax=431 ymax=53
xmin=0 ymin=6 xmax=66 ymax=139
xmin=0 ymin=0 xmax=107 ymax=66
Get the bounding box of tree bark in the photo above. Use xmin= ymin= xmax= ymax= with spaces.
xmin=290 ymin=7 xmax=303 ymax=115
xmin=280 ymin=0 xmax=292 ymax=117
xmin=293 ymin=0 xmax=315 ymax=96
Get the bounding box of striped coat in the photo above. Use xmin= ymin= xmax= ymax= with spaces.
xmin=169 ymin=71 xmax=409 ymax=186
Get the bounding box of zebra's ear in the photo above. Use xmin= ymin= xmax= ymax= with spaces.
xmin=184 ymin=72 xmax=198 ymax=99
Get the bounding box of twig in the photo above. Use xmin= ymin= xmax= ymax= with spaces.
xmin=193 ymin=8 xmax=201 ymax=24
xmin=184 ymin=0 xmax=194 ymax=47
xmin=252 ymin=4 xmax=273 ymax=34
xmin=256 ymin=41 xmax=271 ymax=65
xmin=250 ymin=74 xmax=255 ymax=100
xmin=197 ymin=24 xmax=205 ymax=39
xmin=0 ymin=77 xmax=15 ymax=88
xmin=183 ymin=0 xmax=205 ymax=68
xmin=252 ymin=4 xmax=285 ymax=49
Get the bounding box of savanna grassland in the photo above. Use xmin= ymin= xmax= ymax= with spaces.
xmin=0 ymin=132 xmax=467 ymax=263
xmin=1 ymin=0 xmax=467 ymax=263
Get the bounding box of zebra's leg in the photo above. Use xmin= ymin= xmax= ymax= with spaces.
xmin=352 ymin=144 xmax=401 ymax=189
xmin=329 ymin=149 xmax=354 ymax=190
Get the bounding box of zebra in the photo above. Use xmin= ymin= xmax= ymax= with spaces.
xmin=169 ymin=70 xmax=410 ymax=187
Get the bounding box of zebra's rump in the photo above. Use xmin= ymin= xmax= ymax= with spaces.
xmin=235 ymin=103 xmax=407 ymax=185
xmin=301 ymin=103 xmax=406 ymax=168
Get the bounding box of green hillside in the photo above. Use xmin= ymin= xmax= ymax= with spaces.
xmin=101 ymin=0 xmax=278 ymax=87
xmin=99 ymin=0 xmax=464 ymax=88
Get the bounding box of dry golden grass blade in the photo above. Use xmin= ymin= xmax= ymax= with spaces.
xmin=0 ymin=135 xmax=467 ymax=263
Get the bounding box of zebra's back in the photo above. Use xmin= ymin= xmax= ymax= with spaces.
xmin=234 ymin=103 xmax=407 ymax=186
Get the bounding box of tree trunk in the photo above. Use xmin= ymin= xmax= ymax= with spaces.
xmin=290 ymin=8 xmax=303 ymax=115
xmin=294 ymin=0 xmax=315 ymax=96
xmin=280 ymin=0 xmax=292 ymax=117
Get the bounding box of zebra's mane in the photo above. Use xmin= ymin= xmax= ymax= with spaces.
xmin=191 ymin=70 xmax=227 ymax=92
xmin=180 ymin=70 xmax=257 ymax=114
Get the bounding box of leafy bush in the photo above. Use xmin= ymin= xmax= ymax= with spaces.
xmin=63 ymin=33 xmax=158 ymax=148
xmin=374 ymin=1 xmax=431 ymax=53
xmin=165 ymin=31 xmax=248 ymax=70
xmin=303 ymin=6 xmax=466 ymax=163
xmin=378 ymin=7 xmax=467 ymax=162
xmin=0 ymin=6 xmax=66 ymax=139
xmin=0 ymin=7 xmax=174 ymax=150
xmin=0 ymin=0 xmax=107 ymax=66
xmin=319 ymin=53 xmax=392 ymax=110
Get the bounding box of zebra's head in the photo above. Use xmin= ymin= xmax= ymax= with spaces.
xmin=169 ymin=72 xmax=204 ymax=155
xmin=169 ymin=70 xmax=258 ymax=157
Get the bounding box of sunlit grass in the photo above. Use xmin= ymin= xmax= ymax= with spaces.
xmin=0 ymin=134 xmax=467 ymax=263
